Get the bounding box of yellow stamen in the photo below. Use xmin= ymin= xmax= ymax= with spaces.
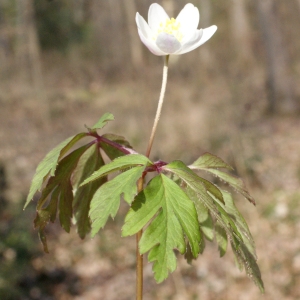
xmin=154 ymin=18 xmax=183 ymax=42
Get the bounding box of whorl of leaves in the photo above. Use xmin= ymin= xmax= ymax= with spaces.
xmin=25 ymin=113 xmax=264 ymax=292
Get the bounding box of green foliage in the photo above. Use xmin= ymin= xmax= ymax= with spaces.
xmin=190 ymin=153 xmax=256 ymax=205
xmin=25 ymin=113 xmax=264 ymax=292
xmin=163 ymin=159 xmax=264 ymax=291
xmin=81 ymin=154 xmax=152 ymax=185
xmin=123 ymin=174 xmax=201 ymax=282
xmin=24 ymin=132 xmax=88 ymax=209
xmin=89 ymin=112 xmax=114 ymax=131
xmin=73 ymin=144 xmax=106 ymax=239
xmin=89 ymin=165 xmax=147 ymax=237
xmin=25 ymin=113 xmax=125 ymax=252
xmin=34 ymin=143 xmax=94 ymax=252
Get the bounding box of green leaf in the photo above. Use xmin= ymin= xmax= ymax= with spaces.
xmin=73 ymin=144 xmax=106 ymax=239
xmin=47 ymin=186 xmax=60 ymax=223
xmin=191 ymin=152 xmax=234 ymax=170
xmin=230 ymin=239 xmax=264 ymax=293
xmin=219 ymin=191 xmax=256 ymax=258
xmin=81 ymin=154 xmax=152 ymax=186
xmin=33 ymin=144 xmax=92 ymax=251
xmin=186 ymin=188 xmax=214 ymax=242
xmin=33 ymin=186 xmax=60 ymax=252
xmin=215 ymin=223 xmax=227 ymax=257
xmin=185 ymin=182 xmax=238 ymax=249
xmin=122 ymin=174 xmax=201 ymax=283
xmin=90 ymin=112 xmax=114 ymax=130
xmin=196 ymin=176 xmax=224 ymax=204
xmin=166 ymin=164 xmax=224 ymax=203
xmin=163 ymin=160 xmax=224 ymax=206
xmin=207 ymin=169 xmax=255 ymax=205
xmin=58 ymin=180 xmax=73 ymax=233
xmin=34 ymin=209 xmax=53 ymax=253
xmin=25 ymin=132 xmax=87 ymax=208
xmin=89 ymin=165 xmax=146 ymax=237
xmin=38 ymin=228 xmax=49 ymax=253
xmin=36 ymin=144 xmax=91 ymax=210
xmin=190 ymin=153 xmax=255 ymax=205
xmin=184 ymin=242 xmax=197 ymax=264
xmin=165 ymin=161 xmax=264 ymax=291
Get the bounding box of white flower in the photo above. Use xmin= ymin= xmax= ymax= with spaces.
xmin=136 ymin=3 xmax=217 ymax=56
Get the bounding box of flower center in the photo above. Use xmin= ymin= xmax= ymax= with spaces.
xmin=156 ymin=18 xmax=183 ymax=42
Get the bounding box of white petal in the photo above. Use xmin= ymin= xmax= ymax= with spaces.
xmin=156 ymin=33 xmax=181 ymax=54
xmin=175 ymin=29 xmax=203 ymax=55
xmin=176 ymin=3 xmax=199 ymax=42
xmin=176 ymin=25 xmax=217 ymax=55
xmin=137 ymin=28 xmax=167 ymax=56
xmin=148 ymin=3 xmax=170 ymax=32
xmin=136 ymin=12 xmax=152 ymax=39
xmin=196 ymin=25 xmax=217 ymax=47
xmin=136 ymin=12 xmax=166 ymax=55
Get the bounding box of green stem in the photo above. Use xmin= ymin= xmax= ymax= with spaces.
xmin=136 ymin=55 xmax=169 ymax=300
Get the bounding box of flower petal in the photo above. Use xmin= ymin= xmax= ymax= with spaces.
xmin=148 ymin=3 xmax=170 ymax=32
xmin=196 ymin=25 xmax=217 ymax=47
xmin=176 ymin=25 xmax=217 ymax=55
xmin=135 ymin=3 xmax=217 ymax=56
xmin=136 ymin=12 xmax=152 ymax=39
xmin=156 ymin=33 xmax=181 ymax=54
xmin=137 ymin=29 xmax=167 ymax=56
xmin=176 ymin=3 xmax=199 ymax=42
xmin=136 ymin=12 xmax=166 ymax=55
xmin=174 ymin=29 xmax=203 ymax=55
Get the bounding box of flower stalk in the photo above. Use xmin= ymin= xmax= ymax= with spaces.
xmin=146 ymin=55 xmax=169 ymax=157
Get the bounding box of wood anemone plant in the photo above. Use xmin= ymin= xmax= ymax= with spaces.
xmin=25 ymin=3 xmax=264 ymax=300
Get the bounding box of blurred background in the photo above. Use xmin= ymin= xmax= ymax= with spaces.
xmin=0 ymin=0 xmax=300 ymax=299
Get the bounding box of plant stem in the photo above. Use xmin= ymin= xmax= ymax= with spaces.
xmin=145 ymin=55 xmax=169 ymax=158
xmin=136 ymin=177 xmax=144 ymax=300
xmin=135 ymin=55 xmax=170 ymax=300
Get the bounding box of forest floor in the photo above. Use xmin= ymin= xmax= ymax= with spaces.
xmin=1 ymin=68 xmax=300 ymax=300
